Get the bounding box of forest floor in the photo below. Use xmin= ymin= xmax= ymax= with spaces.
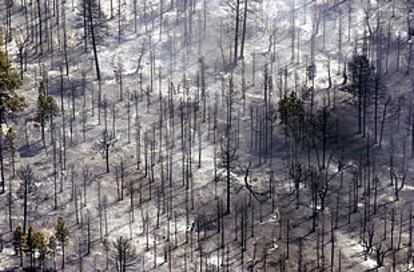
xmin=1 ymin=0 xmax=414 ymax=271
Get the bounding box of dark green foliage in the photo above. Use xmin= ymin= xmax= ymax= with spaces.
xmin=306 ymin=63 xmax=316 ymax=82
xmin=32 ymin=230 xmax=47 ymax=268
xmin=0 ymin=32 xmax=26 ymax=124
xmin=0 ymin=32 xmax=25 ymax=193
xmin=278 ymin=91 xmax=304 ymax=136
xmin=55 ymin=216 xmax=69 ymax=245
xmin=36 ymin=81 xmax=59 ymax=140
xmin=13 ymin=225 xmax=25 ymax=266
xmin=346 ymin=54 xmax=377 ymax=135
xmin=76 ymin=0 xmax=108 ymax=44
xmin=5 ymin=126 xmax=16 ymax=151
xmin=347 ymin=54 xmax=375 ymax=97
xmin=55 ymin=216 xmax=69 ymax=269
xmin=37 ymin=81 xmax=59 ymax=122
xmin=13 ymin=224 xmax=48 ymax=270
xmin=311 ymin=105 xmax=335 ymax=139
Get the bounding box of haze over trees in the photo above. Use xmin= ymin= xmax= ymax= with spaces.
xmin=1 ymin=0 xmax=414 ymax=271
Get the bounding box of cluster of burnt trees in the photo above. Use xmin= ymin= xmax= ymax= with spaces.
xmin=1 ymin=0 xmax=414 ymax=270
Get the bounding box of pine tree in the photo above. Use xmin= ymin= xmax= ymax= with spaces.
xmin=312 ymin=104 xmax=335 ymax=169
xmin=0 ymin=31 xmax=26 ymax=194
xmin=47 ymin=235 xmax=57 ymax=270
xmin=76 ymin=0 xmax=108 ymax=45
xmin=0 ymin=32 xmax=25 ymax=123
xmin=76 ymin=0 xmax=106 ymax=80
xmin=13 ymin=225 xmax=25 ymax=267
xmin=25 ymin=225 xmax=35 ymax=269
xmin=346 ymin=54 xmax=375 ymax=136
xmin=37 ymin=81 xmax=48 ymax=142
xmin=278 ymin=91 xmax=304 ymax=138
xmin=17 ymin=164 xmax=35 ymax=234
xmin=32 ymin=230 xmax=47 ymax=270
xmin=36 ymin=81 xmax=59 ymax=143
xmin=5 ymin=126 xmax=17 ymax=177
xmin=23 ymin=226 xmax=46 ymax=269
xmin=55 ymin=216 xmax=69 ymax=269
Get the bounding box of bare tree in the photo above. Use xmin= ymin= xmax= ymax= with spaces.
xmin=98 ymin=131 xmax=117 ymax=173
xmin=112 ymin=236 xmax=138 ymax=272
xmin=17 ymin=164 xmax=35 ymax=234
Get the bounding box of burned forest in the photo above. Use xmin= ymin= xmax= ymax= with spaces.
xmin=1 ymin=0 xmax=414 ymax=271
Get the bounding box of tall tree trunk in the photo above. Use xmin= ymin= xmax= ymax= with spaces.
xmin=61 ymin=242 xmax=65 ymax=269
xmin=37 ymin=0 xmax=43 ymax=54
xmin=23 ymin=178 xmax=28 ymax=233
xmin=0 ymin=133 xmax=5 ymax=194
xmin=240 ymin=0 xmax=248 ymax=59
xmin=234 ymin=0 xmax=241 ymax=64
xmin=88 ymin=0 xmax=101 ymax=80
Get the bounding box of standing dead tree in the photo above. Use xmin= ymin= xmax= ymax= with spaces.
xmin=98 ymin=131 xmax=118 ymax=173
xmin=17 ymin=164 xmax=35 ymax=234
xmin=111 ymin=236 xmax=138 ymax=272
